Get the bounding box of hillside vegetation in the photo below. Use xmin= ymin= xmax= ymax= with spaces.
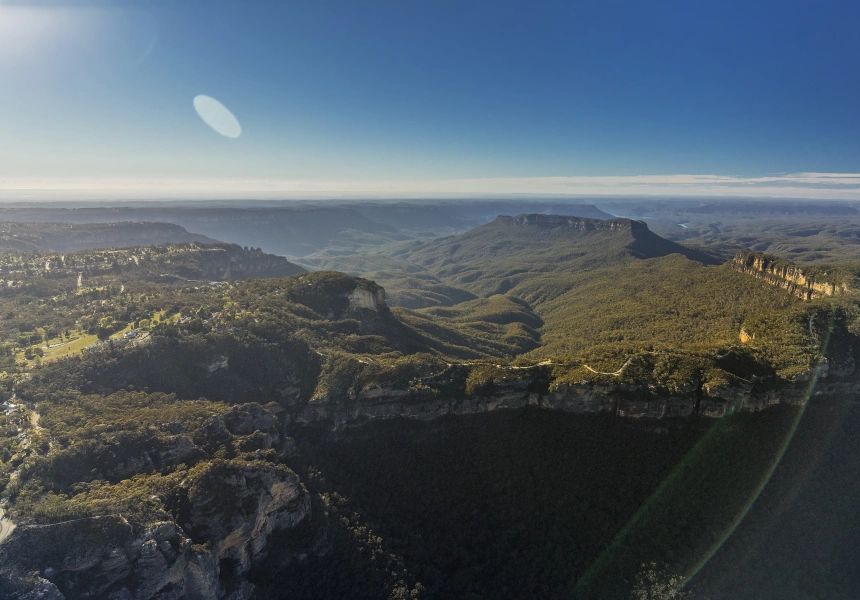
xmin=383 ymin=215 xmax=717 ymax=298
xmin=1 ymin=211 xmax=860 ymax=598
xmin=314 ymin=214 xmax=837 ymax=379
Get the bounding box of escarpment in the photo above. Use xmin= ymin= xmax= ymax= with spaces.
xmin=495 ymin=214 xmax=648 ymax=232
xmin=732 ymin=251 xmax=850 ymax=300
xmin=295 ymin=349 xmax=858 ymax=430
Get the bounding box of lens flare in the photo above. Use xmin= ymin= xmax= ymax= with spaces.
xmin=193 ymin=95 xmax=242 ymax=139
xmin=573 ymin=302 xmax=845 ymax=598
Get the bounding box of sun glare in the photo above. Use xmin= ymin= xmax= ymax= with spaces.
xmin=0 ymin=6 xmax=100 ymax=67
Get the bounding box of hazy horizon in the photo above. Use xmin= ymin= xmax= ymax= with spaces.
xmin=3 ymin=172 xmax=860 ymax=202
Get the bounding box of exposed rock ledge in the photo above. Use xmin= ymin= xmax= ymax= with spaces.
xmin=347 ymin=283 xmax=386 ymax=314
xmin=295 ymin=362 xmax=858 ymax=431
xmin=0 ymin=460 xmax=310 ymax=600
xmin=732 ymin=251 xmax=849 ymax=300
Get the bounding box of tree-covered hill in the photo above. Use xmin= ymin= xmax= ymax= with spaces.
xmin=383 ymin=215 xmax=717 ymax=298
xmin=314 ymin=214 xmax=817 ymax=367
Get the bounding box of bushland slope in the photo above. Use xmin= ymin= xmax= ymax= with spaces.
xmin=385 ymin=215 xmax=717 ymax=298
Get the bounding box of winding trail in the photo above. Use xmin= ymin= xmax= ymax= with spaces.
xmin=504 ymin=360 xmax=558 ymax=370
xmin=420 ymin=357 xmax=636 ymax=382
xmin=582 ymin=356 xmax=634 ymax=376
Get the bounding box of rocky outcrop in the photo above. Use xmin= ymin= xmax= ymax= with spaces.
xmin=0 ymin=516 xmax=209 ymax=599
xmin=186 ymin=460 xmax=310 ymax=577
xmin=347 ymin=284 xmax=387 ymax=314
xmin=0 ymin=399 xmax=307 ymax=600
xmin=285 ymin=272 xmax=388 ymax=320
xmin=297 ymin=384 xmax=717 ymax=428
xmin=732 ymin=251 xmax=849 ymax=300
xmin=0 ymin=221 xmax=218 ymax=254
xmin=0 ymin=461 xmax=309 ymax=600
xmin=97 ymin=403 xmax=286 ymax=480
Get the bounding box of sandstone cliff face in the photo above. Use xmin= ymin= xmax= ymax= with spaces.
xmin=497 ymin=214 xmax=644 ymax=233
xmin=0 ymin=461 xmax=309 ymax=600
xmin=297 ymin=383 xmax=703 ymax=428
xmin=0 ymin=516 xmax=216 ymax=600
xmin=347 ymin=284 xmax=387 ymax=314
xmin=186 ymin=460 xmax=310 ymax=578
xmin=732 ymin=251 xmax=848 ymax=300
xmin=295 ymin=359 xmax=858 ymax=430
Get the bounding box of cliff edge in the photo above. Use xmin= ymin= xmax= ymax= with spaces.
xmin=732 ymin=251 xmax=850 ymax=300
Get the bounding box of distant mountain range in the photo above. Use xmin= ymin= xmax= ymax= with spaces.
xmin=0 ymin=202 xmax=613 ymax=256
xmin=0 ymin=221 xmax=217 ymax=253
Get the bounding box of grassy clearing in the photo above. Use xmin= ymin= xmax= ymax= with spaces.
xmin=18 ymin=310 xmax=180 ymax=364
xmin=39 ymin=333 xmax=101 ymax=361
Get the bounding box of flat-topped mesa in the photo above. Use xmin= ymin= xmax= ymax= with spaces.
xmin=496 ymin=214 xmax=645 ymax=232
xmin=732 ymin=251 xmax=849 ymax=300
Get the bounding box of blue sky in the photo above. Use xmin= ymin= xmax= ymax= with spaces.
xmin=1 ymin=0 xmax=860 ymax=199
